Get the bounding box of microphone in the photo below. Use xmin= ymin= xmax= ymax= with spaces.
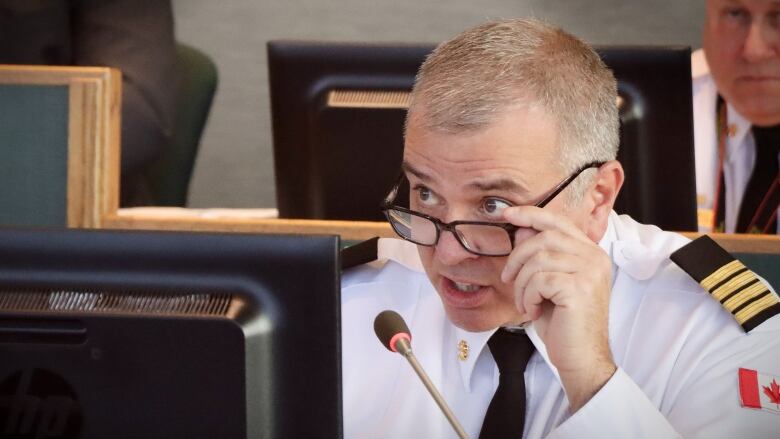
xmin=374 ymin=310 xmax=470 ymax=439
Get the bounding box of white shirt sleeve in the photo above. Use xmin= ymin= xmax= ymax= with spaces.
xmin=546 ymin=368 xmax=681 ymax=439
xmin=546 ymin=324 xmax=780 ymax=439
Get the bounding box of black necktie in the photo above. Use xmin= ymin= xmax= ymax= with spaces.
xmin=736 ymin=125 xmax=780 ymax=233
xmin=715 ymin=97 xmax=727 ymax=232
xmin=479 ymin=329 xmax=536 ymax=439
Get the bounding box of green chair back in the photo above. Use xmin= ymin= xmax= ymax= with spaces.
xmin=146 ymin=43 xmax=217 ymax=206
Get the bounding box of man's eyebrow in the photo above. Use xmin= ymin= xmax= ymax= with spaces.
xmin=401 ymin=161 xmax=432 ymax=182
xmin=402 ymin=161 xmax=529 ymax=194
xmin=468 ymin=178 xmax=529 ymax=194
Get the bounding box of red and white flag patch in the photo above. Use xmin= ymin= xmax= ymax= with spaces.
xmin=739 ymin=368 xmax=780 ymax=413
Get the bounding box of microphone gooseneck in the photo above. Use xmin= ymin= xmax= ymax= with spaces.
xmin=373 ymin=310 xmax=470 ymax=439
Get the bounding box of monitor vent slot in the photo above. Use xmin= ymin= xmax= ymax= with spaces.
xmin=327 ymin=90 xmax=410 ymax=109
xmin=0 ymin=290 xmax=233 ymax=316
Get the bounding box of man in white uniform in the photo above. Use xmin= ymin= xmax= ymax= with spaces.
xmin=693 ymin=0 xmax=780 ymax=233
xmin=343 ymin=18 xmax=780 ymax=438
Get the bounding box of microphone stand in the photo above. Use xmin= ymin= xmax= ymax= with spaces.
xmin=395 ymin=338 xmax=470 ymax=439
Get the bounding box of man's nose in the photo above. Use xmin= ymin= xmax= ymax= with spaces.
xmin=434 ymin=228 xmax=478 ymax=266
xmin=743 ymin=21 xmax=778 ymax=63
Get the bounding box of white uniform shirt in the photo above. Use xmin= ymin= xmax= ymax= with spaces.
xmin=342 ymin=211 xmax=780 ymax=438
xmin=692 ymin=49 xmax=780 ymax=233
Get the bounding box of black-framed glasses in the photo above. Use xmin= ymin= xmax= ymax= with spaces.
xmin=381 ymin=161 xmax=605 ymax=256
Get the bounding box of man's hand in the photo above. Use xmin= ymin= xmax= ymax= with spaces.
xmin=501 ymin=205 xmax=616 ymax=412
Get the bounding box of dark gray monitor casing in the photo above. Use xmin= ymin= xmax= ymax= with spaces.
xmin=0 ymin=228 xmax=342 ymax=439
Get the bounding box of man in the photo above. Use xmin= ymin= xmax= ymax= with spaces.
xmin=0 ymin=0 xmax=178 ymax=206
xmin=694 ymin=0 xmax=780 ymax=233
xmin=342 ymin=19 xmax=780 ymax=438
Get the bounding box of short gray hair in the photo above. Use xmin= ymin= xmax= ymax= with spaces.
xmin=406 ymin=18 xmax=619 ymax=204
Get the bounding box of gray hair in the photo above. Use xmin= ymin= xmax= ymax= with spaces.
xmin=406 ymin=18 xmax=619 ymax=204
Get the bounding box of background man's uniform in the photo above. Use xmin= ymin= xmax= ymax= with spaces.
xmin=692 ymin=49 xmax=780 ymax=234
xmin=342 ymin=211 xmax=780 ymax=438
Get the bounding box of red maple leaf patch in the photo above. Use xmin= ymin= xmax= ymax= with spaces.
xmin=763 ymin=379 xmax=780 ymax=407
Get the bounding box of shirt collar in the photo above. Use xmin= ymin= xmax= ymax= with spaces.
xmin=453 ymin=322 xmax=562 ymax=392
xmin=452 ymin=325 xmax=495 ymax=391
xmin=599 ymin=211 xmax=618 ymax=256
xmin=726 ymin=103 xmax=752 ymax=162
xmin=691 ymin=48 xmax=710 ymax=80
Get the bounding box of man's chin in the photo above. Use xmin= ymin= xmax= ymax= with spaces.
xmin=731 ymin=90 xmax=780 ymax=125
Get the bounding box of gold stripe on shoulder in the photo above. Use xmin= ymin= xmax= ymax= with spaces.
xmin=723 ymin=282 xmax=768 ymax=312
xmin=711 ymin=270 xmax=755 ymax=301
xmin=701 ymin=260 xmax=745 ymax=291
xmin=735 ymin=293 xmax=778 ymax=325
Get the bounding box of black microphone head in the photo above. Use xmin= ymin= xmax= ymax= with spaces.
xmin=374 ymin=310 xmax=411 ymax=352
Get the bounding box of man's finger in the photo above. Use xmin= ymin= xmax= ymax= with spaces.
xmin=511 ymin=250 xmax=580 ymax=293
xmin=521 ymin=271 xmax=573 ymax=321
xmin=501 ymin=229 xmax=589 ymax=283
xmin=503 ymin=205 xmax=590 ymax=242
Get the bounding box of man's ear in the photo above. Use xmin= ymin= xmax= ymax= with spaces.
xmin=584 ymin=161 xmax=624 ymax=241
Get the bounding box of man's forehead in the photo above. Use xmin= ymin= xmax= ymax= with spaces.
xmin=707 ymin=0 xmax=780 ymax=9
xmin=405 ymin=97 xmax=546 ymax=131
xmin=403 ymin=104 xmax=559 ymax=175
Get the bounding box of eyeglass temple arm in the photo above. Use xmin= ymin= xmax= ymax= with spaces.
xmin=535 ymin=161 xmax=605 ymax=208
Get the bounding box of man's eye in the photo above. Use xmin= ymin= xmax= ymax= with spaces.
xmin=416 ymin=187 xmax=439 ymax=206
xmin=724 ymin=7 xmax=750 ymax=23
xmin=482 ymin=198 xmax=512 ymax=218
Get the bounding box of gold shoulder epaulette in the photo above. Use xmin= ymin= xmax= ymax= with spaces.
xmin=670 ymin=235 xmax=779 ymax=332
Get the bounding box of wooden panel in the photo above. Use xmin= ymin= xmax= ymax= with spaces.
xmin=0 ymin=65 xmax=121 ymax=228
xmin=106 ymin=208 xmax=780 ymax=255
xmin=104 ymin=209 xmax=395 ymax=241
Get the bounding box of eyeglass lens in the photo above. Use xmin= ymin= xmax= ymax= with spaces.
xmin=386 ymin=209 xmax=437 ymax=244
xmin=454 ymin=223 xmax=513 ymax=255
xmin=386 ymin=209 xmax=512 ymax=256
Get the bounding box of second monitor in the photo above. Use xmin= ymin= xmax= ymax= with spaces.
xmin=268 ymin=41 xmax=696 ymax=231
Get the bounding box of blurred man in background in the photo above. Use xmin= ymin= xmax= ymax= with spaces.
xmin=693 ymin=0 xmax=780 ymax=233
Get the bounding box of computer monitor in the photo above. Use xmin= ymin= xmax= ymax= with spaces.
xmin=0 ymin=228 xmax=341 ymax=438
xmin=268 ymin=41 xmax=697 ymax=231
